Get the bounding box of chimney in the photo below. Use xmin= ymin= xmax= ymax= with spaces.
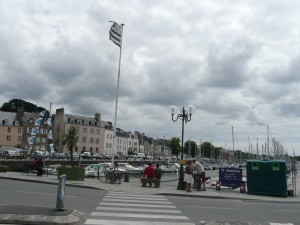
xmin=95 ymin=113 xmax=101 ymax=121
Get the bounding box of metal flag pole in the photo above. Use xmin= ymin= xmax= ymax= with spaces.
xmin=44 ymin=102 xmax=52 ymax=168
xmin=111 ymin=22 xmax=125 ymax=167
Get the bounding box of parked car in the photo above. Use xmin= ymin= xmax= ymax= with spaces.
xmin=81 ymin=151 xmax=92 ymax=159
xmin=45 ymin=164 xmax=61 ymax=175
xmin=73 ymin=152 xmax=80 ymax=159
xmin=2 ymin=150 xmax=19 ymax=159
xmin=92 ymin=153 xmax=105 ymax=160
xmin=51 ymin=153 xmax=65 ymax=160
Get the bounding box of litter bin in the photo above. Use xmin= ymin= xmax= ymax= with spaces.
xmin=247 ymin=160 xmax=287 ymax=197
xmin=124 ymin=173 xmax=129 ymax=182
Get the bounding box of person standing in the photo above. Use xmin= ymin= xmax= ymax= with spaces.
xmin=36 ymin=158 xmax=44 ymax=176
xmin=154 ymin=164 xmax=162 ymax=179
xmin=143 ymin=162 xmax=156 ymax=186
xmin=192 ymin=159 xmax=206 ymax=191
xmin=184 ymin=160 xmax=194 ymax=192
xmin=31 ymin=158 xmax=37 ymax=170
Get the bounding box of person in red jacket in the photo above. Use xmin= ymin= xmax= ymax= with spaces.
xmin=143 ymin=162 xmax=156 ymax=186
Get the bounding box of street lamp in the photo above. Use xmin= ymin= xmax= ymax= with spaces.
xmin=170 ymin=105 xmax=194 ymax=190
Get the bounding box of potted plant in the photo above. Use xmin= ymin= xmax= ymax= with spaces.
xmin=57 ymin=126 xmax=84 ymax=181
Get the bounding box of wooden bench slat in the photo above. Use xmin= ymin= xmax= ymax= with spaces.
xmin=140 ymin=178 xmax=160 ymax=188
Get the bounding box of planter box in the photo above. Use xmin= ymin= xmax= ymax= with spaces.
xmin=0 ymin=165 xmax=9 ymax=173
xmin=57 ymin=166 xmax=84 ymax=181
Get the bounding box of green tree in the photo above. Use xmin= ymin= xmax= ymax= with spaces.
xmin=1 ymin=99 xmax=45 ymax=113
xmin=200 ymin=141 xmax=214 ymax=158
xmin=184 ymin=140 xmax=198 ymax=157
xmin=170 ymin=137 xmax=181 ymax=157
xmin=62 ymin=126 xmax=79 ymax=167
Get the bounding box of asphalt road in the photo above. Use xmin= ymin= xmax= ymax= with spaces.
xmin=0 ymin=179 xmax=107 ymax=216
xmin=1 ymin=180 xmax=300 ymax=225
xmin=168 ymin=195 xmax=300 ymax=224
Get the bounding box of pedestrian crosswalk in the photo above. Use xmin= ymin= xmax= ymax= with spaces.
xmin=84 ymin=192 xmax=195 ymax=225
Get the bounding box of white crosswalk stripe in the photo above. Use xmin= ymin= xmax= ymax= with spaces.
xmin=84 ymin=192 xmax=195 ymax=225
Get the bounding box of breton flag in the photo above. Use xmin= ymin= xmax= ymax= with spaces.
xmin=35 ymin=118 xmax=43 ymax=126
xmin=109 ymin=22 xmax=122 ymax=47
xmin=31 ymin=127 xmax=39 ymax=136
xmin=49 ymin=143 xmax=55 ymax=153
xmin=48 ymin=130 xmax=53 ymax=139
xmin=28 ymin=136 xmax=35 ymax=145
xmin=39 ymin=110 xmax=46 ymax=117
xmin=47 ymin=118 xmax=52 ymax=126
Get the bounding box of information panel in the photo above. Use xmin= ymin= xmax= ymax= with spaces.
xmin=219 ymin=168 xmax=242 ymax=189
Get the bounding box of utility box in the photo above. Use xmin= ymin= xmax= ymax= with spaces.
xmin=246 ymin=160 xmax=287 ymax=197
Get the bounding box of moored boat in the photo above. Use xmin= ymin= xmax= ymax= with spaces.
xmin=117 ymin=163 xmax=143 ymax=174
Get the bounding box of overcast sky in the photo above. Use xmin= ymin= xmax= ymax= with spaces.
xmin=1 ymin=1 xmax=300 ymax=156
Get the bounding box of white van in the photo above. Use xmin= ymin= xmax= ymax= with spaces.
xmin=3 ymin=150 xmax=20 ymax=159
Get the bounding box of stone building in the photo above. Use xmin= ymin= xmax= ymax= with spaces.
xmin=0 ymin=111 xmax=22 ymax=149
xmin=53 ymin=108 xmax=106 ymax=154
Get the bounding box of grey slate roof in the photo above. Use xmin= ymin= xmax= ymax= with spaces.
xmin=0 ymin=111 xmax=17 ymax=125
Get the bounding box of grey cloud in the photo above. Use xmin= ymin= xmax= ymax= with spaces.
xmin=202 ymin=38 xmax=255 ymax=88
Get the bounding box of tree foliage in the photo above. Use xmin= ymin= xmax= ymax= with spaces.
xmin=62 ymin=126 xmax=79 ymax=167
xmin=170 ymin=137 xmax=181 ymax=156
xmin=200 ymin=141 xmax=214 ymax=158
xmin=0 ymin=99 xmax=46 ymax=113
xmin=184 ymin=140 xmax=198 ymax=157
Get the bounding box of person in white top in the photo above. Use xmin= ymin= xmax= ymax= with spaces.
xmin=192 ymin=159 xmax=206 ymax=191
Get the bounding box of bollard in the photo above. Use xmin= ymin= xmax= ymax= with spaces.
xmin=216 ymin=181 xmax=221 ymax=190
xmin=56 ymin=174 xmax=67 ymax=211
xmin=240 ymin=181 xmax=246 ymax=193
xmin=124 ymin=173 xmax=129 ymax=182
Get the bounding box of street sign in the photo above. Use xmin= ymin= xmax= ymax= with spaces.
xmin=219 ymin=168 xmax=242 ymax=189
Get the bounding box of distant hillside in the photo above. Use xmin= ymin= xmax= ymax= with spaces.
xmin=0 ymin=99 xmax=46 ymax=113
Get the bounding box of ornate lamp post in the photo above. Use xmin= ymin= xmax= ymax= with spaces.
xmin=170 ymin=105 xmax=194 ymax=190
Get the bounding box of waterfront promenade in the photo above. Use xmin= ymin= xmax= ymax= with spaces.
xmin=0 ymin=171 xmax=299 ymax=225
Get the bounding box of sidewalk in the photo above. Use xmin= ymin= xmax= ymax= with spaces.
xmin=0 ymin=171 xmax=300 ymax=225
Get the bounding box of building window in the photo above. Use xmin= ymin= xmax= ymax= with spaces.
xmin=90 ymin=128 xmax=94 ymax=134
xmin=95 ymin=138 xmax=99 ymax=144
xmin=7 ymin=127 xmax=11 ymax=133
xmin=96 ymin=148 xmax=99 ymax=153
xmin=84 ymin=128 xmax=87 ymax=133
xmin=83 ymin=137 xmax=87 ymax=143
xmin=90 ymin=138 xmax=94 ymax=143
xmin=96 ymin=129 xmax=100 ymax=134
xmin=107 ymin=134 xmax=109 ymax=139
xmin=7 ymin=136 xmax=11 ymax=141
xmin=90 ymin=147 xmax=93 ymax=152
xmin=42 ymin=138 xmax=46 ymax=143
xmin=18 ymin=136 xmax=22 ymax=142
xmin=110 ymin=135 xmax=112 ymax=139
xmin=18 ymin=128 xmax=22 ymax=133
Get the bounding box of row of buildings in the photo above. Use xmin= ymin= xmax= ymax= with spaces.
xmin=0 ymin=108 xmax=172 ymax=157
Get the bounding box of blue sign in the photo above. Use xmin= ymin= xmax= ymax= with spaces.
xmin=219 ymin=168 xmax=242 ymax=189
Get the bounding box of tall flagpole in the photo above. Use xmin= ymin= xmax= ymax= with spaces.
xmin=44 ymin=102 xmax=52 ymax=168
xmin=111 ymin=23 xmax=125 ymax=166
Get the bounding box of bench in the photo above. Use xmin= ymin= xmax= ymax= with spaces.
xmin=22 ymin=163 xmax=45 ymax=176
xmin=140 ymin=178 xmax=160 ymax=188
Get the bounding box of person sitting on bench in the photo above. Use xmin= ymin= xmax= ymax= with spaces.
xmin=142 ymin=162 xmax=156 ymax=186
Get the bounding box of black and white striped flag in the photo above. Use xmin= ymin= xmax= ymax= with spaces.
xmin=109 ymin=22 xmax=122 ymax=47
